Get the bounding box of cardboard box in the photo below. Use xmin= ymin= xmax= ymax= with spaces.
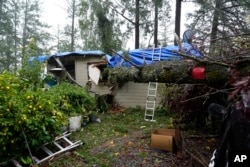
xmin=150 ymin=129 xmax=182 ymax=153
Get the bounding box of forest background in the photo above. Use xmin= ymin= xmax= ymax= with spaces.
xmin=0 ymin=0 xmax=249 ymax=73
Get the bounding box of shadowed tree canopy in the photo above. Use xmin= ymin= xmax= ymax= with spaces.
xmin=98 ymin=0 xmax=247 ymax=89
xmin=104 ymin=33 xmax=250 ymax=89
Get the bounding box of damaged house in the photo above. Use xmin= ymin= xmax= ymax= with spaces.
xmin=32 ymin=43 xmax=202 ymax=110
xmin=34 ymin=50 xmax=157 ymax=109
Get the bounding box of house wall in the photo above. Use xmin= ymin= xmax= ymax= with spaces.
xmin=75 ymin=57 xmax=101 ymax=86
xmin=75 ymin=57 xmax=163 ymax=108
xmin=75 ymin=57 xmax=87 ymax=86
xmin=75 ymin=56 xmax=111 ymax=95
xmin=114 ymin=82 xmax=163 ymax=108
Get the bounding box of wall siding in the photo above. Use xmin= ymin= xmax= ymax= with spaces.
xmin=75 ymin=58 xmax=87 ymax=86
xmin=114 ymin=82 xmax=162 ymax=108
xmin=91 ymin=83 xmax=111 ymax=95
xmin=75 ymin=58 xmax=163 ymax=108
xmin=75 ymin=57 xmax=102 ymax=86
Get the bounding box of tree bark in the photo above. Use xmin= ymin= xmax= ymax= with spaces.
xmin=154 ymin=2 xmax=158 ymax=48
xmin=174 ymin=0 xmax=182 ymax=45
xmin=105 ymin=55 xmax=250 ymax=89
xmin=135 ymin=0 xmax=140 ymax=49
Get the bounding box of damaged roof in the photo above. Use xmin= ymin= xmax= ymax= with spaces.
xmin=29 ymin=50 xmax=106 ymax=63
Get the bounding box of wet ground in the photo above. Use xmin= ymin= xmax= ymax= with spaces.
xmin=48 ymin=130 xmax=217 ymax=167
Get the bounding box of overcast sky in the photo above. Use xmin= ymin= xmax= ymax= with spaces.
xmin=41 ymin=0 xmax=68 ymax=30
xmin=41 ymin=0 xmax=196 ymax=48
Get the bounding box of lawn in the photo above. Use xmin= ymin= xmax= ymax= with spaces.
xmin=47 ymin=107 xmax=174 ymax=167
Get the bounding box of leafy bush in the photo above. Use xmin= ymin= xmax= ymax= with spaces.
xmin=0 ymin=72 xmax=67 ymax=162
xmin=47 ymin=82 xmax=96 ymax=116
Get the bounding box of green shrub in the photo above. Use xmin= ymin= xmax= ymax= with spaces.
xmin=47 ymin=82 xmax=96 ymax=116
xmin=0 ymin=72 xmax=67 ymax=162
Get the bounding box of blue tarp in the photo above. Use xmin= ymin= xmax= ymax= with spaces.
xmin=29 ymin=50 xmax=106 ymax=63
xmin=106 ymin=43 xmax=203 ymax=67
xmin=29 ymin=44 xmax=203 ymax=67
xmin=53 ymin=50 xmax=106 ymax=57
xmin=29 ymin=55 xmax=49 ymax=62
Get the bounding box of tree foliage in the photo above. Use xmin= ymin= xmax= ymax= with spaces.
xmin=79 ymin=0 xmax=171 ymax=51
xmin=56 ymin=0 xmax=83 ymax=52
xmin=0 ymin=0 xmax=52 ymax=73
xmin=186 ymin=0 xmax=250 ymax=58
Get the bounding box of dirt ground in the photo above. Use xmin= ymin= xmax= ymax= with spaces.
xmin=49 ymin=130 xmax=217 ymax=167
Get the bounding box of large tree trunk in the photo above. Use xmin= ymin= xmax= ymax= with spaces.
xmin=174 ymin=0 xmax=182 ymax=45
xmin=105 ymin=55 xmax=250 ymax=89
xmin=135 ymin=0 xmax=140 ymax=49
xmin=154 ymin=1 xmax=158 ymax=48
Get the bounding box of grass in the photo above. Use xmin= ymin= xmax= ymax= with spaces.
xmin=48 ymin=107 xmax=174 ymax=167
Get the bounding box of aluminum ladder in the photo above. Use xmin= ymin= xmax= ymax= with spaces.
xmin=152 ymin=47 xmax=162 ymax=62
xmin=144 ymin=82 xmax=158 ymax=122
xmin=11 ymin=131 xmax=83 ymax=166
xmin=144 ymin=47 xmax=162 ymax=121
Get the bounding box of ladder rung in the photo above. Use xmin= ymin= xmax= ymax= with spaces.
xmin=145 ymin=119 xmax=156 ymax=122
xmin=41 ymin=145 xmax=53 ymax=155
xmin=148 ymin=94 xmax=156 ymax=97
xmin=62 ymin=136 xmax=74 ymax=145
xmin=53 ymin=141 xmax=64 ymax=150
xmin=54 ymin=132 xmax=71 ymax=141
xmin=146 ymin=100 xmax=155 ymax=103
xmin=146 ymin=108 xmax=155 ymax=110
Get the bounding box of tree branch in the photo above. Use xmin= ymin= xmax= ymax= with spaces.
xmin=176 ymin=51 xmax=231 ymax=67
xmin=111 ymin=49 xmax=142 ymax=70
xmin=110 ymin=6 xmax=135 ymax=25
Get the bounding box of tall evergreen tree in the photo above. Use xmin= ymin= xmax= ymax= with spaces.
xmin=0 ymin=0 xmax=17 ymax=72
xmin=79 ymin=0 xmax=122 ymax=53
xmin=79 ymin=0 xmax=171 ymax=50
xmin=20 ymin=0 xmax=51 ymax=59
xmin=58 ymin=0 xmax=82 ymax=52
xmin=79 ymin=0 xmax=101 ymax=50
xmin=186 ymin=0 xmax=250 ymax=57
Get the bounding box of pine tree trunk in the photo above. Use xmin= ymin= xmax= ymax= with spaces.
xmin=105 ymin=58 xmax=250 ymax=89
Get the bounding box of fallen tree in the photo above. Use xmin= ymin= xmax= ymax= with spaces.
xmin=103 ymin=47 xmax=250 ymax=128
xmin=104 ymin=50 xmax=250 ymax=89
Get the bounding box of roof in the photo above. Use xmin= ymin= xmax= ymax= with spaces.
xmin=53 ymin=50 xmax=106 ymax=57
xmin=106 ymin=43 xmax=204 ymax=67
xmin=29 ymin=50 xmax=106 ymax=63
xmin=29 ymin=44 xmax=203 ymax=67
xmin=29 ymin=55 xmax=49 ymax=62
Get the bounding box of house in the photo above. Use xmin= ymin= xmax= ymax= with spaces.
xmin=41 ymin=50 xmax=160 ymax=108
xmin=32 ymin=43 xmax=203 ymax=109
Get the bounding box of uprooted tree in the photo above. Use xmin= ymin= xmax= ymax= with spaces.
xmin=104 ymin=50 xmax=250 ymax=89
xmin=103 ymin=34 xmax=250 ymax=129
